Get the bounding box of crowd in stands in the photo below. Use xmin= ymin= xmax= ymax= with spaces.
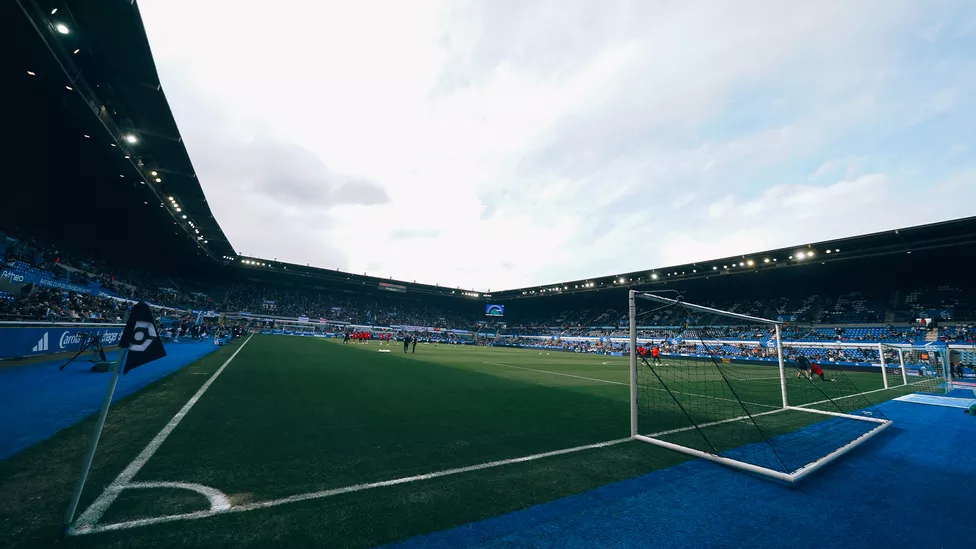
xmin=3 ymin=229 xmax=975 ymax=357
xmin=1 ymin=230 xmax=213 ymax=322
xmin=224 ymin=284 xmax=469 ymax=329
xmin=0 ymin=286 xmax=128 ymax=323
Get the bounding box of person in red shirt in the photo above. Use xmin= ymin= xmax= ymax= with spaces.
xmin=651 ymin=345 xmax=662 ymax=365
xmin=637 ymin=345 xmax=660 ymax=369
xmin=810 ymin=362 xmax=835 ymax=382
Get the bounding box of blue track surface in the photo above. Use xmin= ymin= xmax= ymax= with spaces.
xmin=0 ymin=341 xmax=219 ymax=460
xmin=387 ymin=400 xmax=975 ymax=549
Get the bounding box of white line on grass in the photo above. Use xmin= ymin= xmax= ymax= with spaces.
xmin=644 ymin=408 xmax=787 ymax=438
xmin=72 ymin=436 xmax=632 ymax=535
xmin=483 ymin=361 xmax=629 ymax=386
xmin=484 ymin=361 xmax=779 ymax=410
xmin=125 ymin=481 xmax=232 ymax=511
xmin=793 ymin=377 xmax=932 ymax=410
xmin=71 ymin=334 xmax=254 ymax=535
xmin=644 ymin=377 xmax=934 ymax=440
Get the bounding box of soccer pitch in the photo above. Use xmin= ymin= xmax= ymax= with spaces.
xmin=1 ymin=335 xmax=918 ymax=548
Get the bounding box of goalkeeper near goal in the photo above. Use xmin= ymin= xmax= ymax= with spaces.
xmin=795 ymin=353 xmax=834 ymax=382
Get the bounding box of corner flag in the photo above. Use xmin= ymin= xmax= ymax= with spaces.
xmin=119 ymin=302 xmax=166 ymax=374
xmin=62 ymin=301 xmax=168 ymax=535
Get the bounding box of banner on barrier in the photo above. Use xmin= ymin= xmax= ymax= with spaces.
xmin=0 ymin=268 xmax=105 ymax=296
xmin=0 ymin=269 xmax=29 ymax=294
xmin=0 ymin=325 xmax=125 ymax=360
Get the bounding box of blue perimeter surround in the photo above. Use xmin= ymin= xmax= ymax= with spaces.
xmin=386 ymin=399 xmax=975 ymax=549
xmin=0 ymin=341 xmax=220 ymax=460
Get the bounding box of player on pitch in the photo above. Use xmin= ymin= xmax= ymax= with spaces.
xmin=651 ymin=344 xmax=663 ymax=366
xmin=795 ymin=353 xmax=812 ymax=379
xmin=637 ymin=345 xmax=655 ymax=369
xmin=810 ymin=361 xmax=835 ymax=382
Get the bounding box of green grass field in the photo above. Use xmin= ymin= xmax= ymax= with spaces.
xmin=0 ymin=335 xmax=924 ymax=548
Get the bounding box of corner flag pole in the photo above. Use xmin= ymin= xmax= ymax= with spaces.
xmin=61 ymin=310 xmax=132 ymax=537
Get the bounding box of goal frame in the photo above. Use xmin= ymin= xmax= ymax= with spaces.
xmin=879 ymin=342 xmax=953 ymax=393
xmin=628 ymin=291 xmax=892 ymax=483
xmin=778 ymin=340 xmax=907 ymax=390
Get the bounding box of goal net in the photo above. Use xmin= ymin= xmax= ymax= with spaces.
xmin=880 ymin=343 xmax=951 ymax=394
xmin=629 ymin=291 xmax=891 ymax=483
xmin=778 ymin=341 xmax=910 ymax=394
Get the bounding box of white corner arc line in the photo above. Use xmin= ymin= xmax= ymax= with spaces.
xmin=71 ymin=334 xmax=254 ymax=534
xmin=126 ymin=481 xmax=232 ymax=511
xmin=73 ymin=436 xmax=632 ymax=535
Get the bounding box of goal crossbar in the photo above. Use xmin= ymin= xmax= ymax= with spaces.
xmin=634 ymin=292 xmax=784 ymax=325
xmin=628 ymin=290 xmax=893 ymax=483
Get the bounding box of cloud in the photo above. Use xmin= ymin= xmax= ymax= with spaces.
xmin=188 ymin=136 xmax=390 ymax=210
xmin=138 ymin=0 xmax=976 ymax=290
xmin=391 ymin=228 xmax=441 ymax=239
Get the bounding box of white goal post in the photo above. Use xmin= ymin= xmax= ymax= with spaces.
xmin=776 ymin=340 xmax=908 ymax=390
xmin=879 ymin=342 xmax=953 ymax=394
xmin=628 ymin=290 xmax=893 ymax=483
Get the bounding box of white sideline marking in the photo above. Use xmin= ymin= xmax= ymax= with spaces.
xmin=724 ymin=375 xmax=782 ymax=382
xmin=644 ymin=408 xmax=786 ymax=438
xmin=483 ymin=361 xmax=628 ymax=386
xmin=646 ymin=377 xmax=933 ymax=439
xmin=72 ymin=437 xmax=632 ymax=535
xmin=483 ymin=361 xmax=778 ymax=410
xmin=793 ymin=377 xmax=932 ymax=410
xmin=71 ymin=334 xmax=254 ymax=535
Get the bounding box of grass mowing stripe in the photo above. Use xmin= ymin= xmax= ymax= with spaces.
xmin=76 ymin=437 xmax=633 ymax=535
xmin=70 ymin=334 xmax=254 ymax=535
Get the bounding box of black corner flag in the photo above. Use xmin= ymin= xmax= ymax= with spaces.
xmin=119 ymin=302 xmax=166 ymax=375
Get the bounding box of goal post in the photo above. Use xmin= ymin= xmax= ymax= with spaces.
xmin=880 ymin=343 xmax=952 ymax=394
xmin=775 ymin=340 xmax=909 ymax=393
xmin=628 ymin=291 xmax=892 ymax=483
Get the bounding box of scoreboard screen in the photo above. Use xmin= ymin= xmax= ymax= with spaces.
xmin=485 ymin=304 xmax=504 ymax=317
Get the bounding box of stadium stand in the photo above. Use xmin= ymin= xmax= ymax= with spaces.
xmin=4 ymin=228 xmax=975 ymax=372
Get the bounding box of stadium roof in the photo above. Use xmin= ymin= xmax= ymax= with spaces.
xmin=493 ymin=215 xmax=976 ymax=300
xmin=8 ymin=0 xmax=235 ymax=264
xmin=7 ymin=1 xmax=975 ymax=298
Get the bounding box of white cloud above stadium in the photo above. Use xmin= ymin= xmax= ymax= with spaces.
xmin=138 ymin=0 xmax=976 ymax=291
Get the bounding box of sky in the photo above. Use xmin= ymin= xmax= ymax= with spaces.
xmin=138 ymin=0 xmax=976 ymax=291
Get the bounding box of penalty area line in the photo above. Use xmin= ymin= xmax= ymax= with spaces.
xmin=70 ymin=334 xmax=255 ymax=535
xmin=73 ymin=436 xmax=633 ymax=535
